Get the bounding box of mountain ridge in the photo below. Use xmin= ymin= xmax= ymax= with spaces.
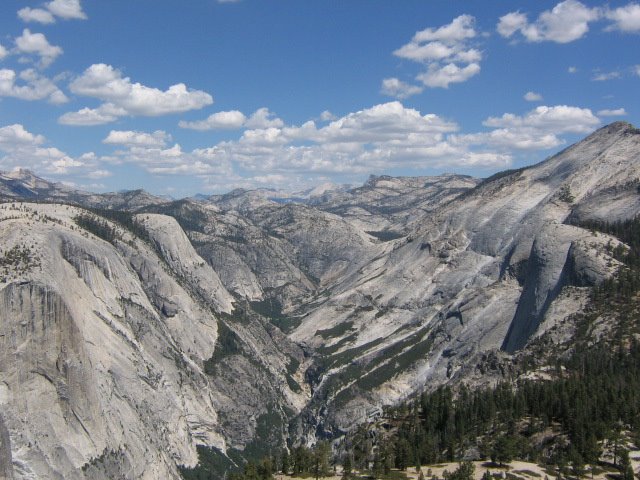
xmin=0 ymin=122 xmax=638 ymax=478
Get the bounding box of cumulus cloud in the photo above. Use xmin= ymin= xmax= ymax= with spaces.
xmin=497 ymin=12 xmax=529 ymax=38
xmin=483 ymin=105 xmax=600 ymax=133
xmin=605 ymin=3 xmax=640 ymax=32
xmin=0 ymin=68 xmax=68 ymax=104
xmin=380 ymin=78 xmax=423 ymax=99
xmin=46 ymin=0 xmax=86 ymax=20
xmin=14 ymin=29 xmax=63 ymax=68
xmin=110 ymin=101 xmax=602 ymax=190
xmin=417 ymin=63 xmax=481 ymax=89
xmin=178 ymin=107 xmax=283 ymax=131
xmin=597 ymin=108 xmax=627 ymax=116
xmin=568 ymin=66 xmax=578 ymax=73
xmin=103 ymin=130 xmax=171 ymax=147
xmin=77 ymin=101 xmax=606 ymax=192
xmin=524 ymin=91 xmax=543 ymax=101
xmin=391 ymin=15 xmax=481 ymax=90
xmin=100 ymin=142 xmax=234 ymax=177
xmin=497 ymin=1 xmax=601 ymax=43
xmin=0 ymin=123 xmax=88 ymax=175
xmin=58 ymin=103 xmax=126 ymax=126
xmin=61 ymin=64 xmax=213 ymax=125
xmin=0 ymin=124 xmax=45 ymax=146
xmin=244 ymin=108 xmax=284 ymax=129
xmin=453 ymin=105 xmax=600 ymax=152
xmin=412 ymin=14 xmax=477 ymax=44
xmin=18 ymin=0 xmax=86 ymax=24
xmin=320 ymin=110 xmax=337 ymax=122
xmin=17 ymin=8 xmax=55 ymax=24
xmin=179 ymin=110 xmax=247 ymax=130
xmin=0 ymin=44 xmax=7 ymax=60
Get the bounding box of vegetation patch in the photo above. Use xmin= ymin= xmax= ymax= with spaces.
xmin=316 ymin=320 xmax=355 ymax=339
xmin=250 ymin=297 xmax=301 ymax=333
xmin=178 ymin=445 xmax=237 ymax=480
xmin=204 ymin=321 xmax=242 ymax=376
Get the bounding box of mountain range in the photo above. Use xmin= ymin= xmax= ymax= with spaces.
xmin=0 ymin=121 xmax=638 ymax=479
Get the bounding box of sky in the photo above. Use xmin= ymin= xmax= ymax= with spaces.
xmin=0 ymin=0 xmax=638 ymax=197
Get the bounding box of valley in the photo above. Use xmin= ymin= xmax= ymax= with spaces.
xmin=0 ymin=122 xmax=639 ymax=479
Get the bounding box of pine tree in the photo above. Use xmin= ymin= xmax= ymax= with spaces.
xmin=342 ymin=453 xmax=352 ymax=479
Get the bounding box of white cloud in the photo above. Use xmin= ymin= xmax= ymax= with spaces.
xmin=58 ymin=103 xmax=126 ymax=126
xmin=497 ymin=0 xmax=601 ymax=43
xmin=100 ymin=102 xmax=480 ymax=180
xmin=635 ymin=65 xmax=640 ymax=77
xmin=483 ymin=105 xmax=600 ymax=133
xmin=412 ymin=14 xmax=477 ymax=43
xmin=103 ymin=130 xmax=171 ymax=147
xmin=592 ymin=71 xmax=621 ymax=81
xmin=46 ymin=0 xmax=86 ymax=20
xmin=456 ymin=129 xmax=566 ymax=150
xmin=568 ymin=66 xmax=578 ymax=73
xmin=597 ymin=108 xmax=627 ymax=116
xmin=0 ymin=123 xmax=87 ymax=174
xmin=179 ymin=110 xmax=247 ymax=130
xmin=454 ymin=105 xmax=601 ymax=152
xmin=62 ymin=64 xmax=213 ymax=124
xmin=380 ymin=78 xmax=423 ymax=99
xmin=483 ymin=105 xmax=600 ymax=134
xmin=605 ymin=3 xmax=640 ymax=32
xmin=214 ymin=102 xmax=467 ymax=174
xmin=416 ymin=63 xmax=481 ymax=89
xmin=244 ymin=108 xmax=284 ymax=129
xmin=17 ymin=8 xmax=55 ymax=24
xmin=0 ymin=44 xmax=7 ymax=60
xmin=14 ymin=29 xmax=63 ymax=68
xmin=497 ymin=12 xmax=528 ymax=38
xmin=0 ymin=124 xmax=45 ymax=146
xmin=100 ymin=142 xmax=234 ymax=177
xmin=19 ymin=0 xmax=87 ymax=24
xmin=524 ymin=91 xmax=543 ymax=101
xmin=392 ymin=15 xmax=481 ymax=90
xmin=394 ymin=41 xmax=455 ymax=62
xmin=178 ymin=107 xmax=282 ymax=131
xmin=0 ymin=68 xmax=68 ymax=104
xmin=320 ymin=110 xmax=336 ymax=122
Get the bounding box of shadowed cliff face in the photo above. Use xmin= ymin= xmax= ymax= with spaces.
xmin=0 ymin=122 xmax=638 ymax=477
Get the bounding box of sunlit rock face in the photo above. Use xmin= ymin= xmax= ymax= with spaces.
xmin=0 ymin=122 xmax=639 ymax=477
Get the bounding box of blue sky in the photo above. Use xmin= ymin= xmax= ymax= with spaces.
xmin=0 ymin=0 xmax=638 ymax=197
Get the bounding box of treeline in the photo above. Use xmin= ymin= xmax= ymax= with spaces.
xmin=74 ymin=208 xmax=151 ymax=245
xmin=357 ymin=341 xmax=640 ymax=473
xmin=181 ymin=442 xmax=333 ymax=480
xmin=576 ymin=216 xmax=640 ymax=302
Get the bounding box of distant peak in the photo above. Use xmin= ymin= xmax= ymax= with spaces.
xmin=600 ymin=121 xmax=637 ymax=134
xmin=5 ymin=168 xmax=38 ymax=179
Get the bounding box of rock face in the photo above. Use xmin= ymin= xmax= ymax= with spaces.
xmin=0 ymin=204 xmax=303 ymax=479
xmin=0 ymin=122 xmax=639 ymax=477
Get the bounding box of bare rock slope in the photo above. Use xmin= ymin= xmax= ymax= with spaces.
xmin=0 ymin=122 xmax=639 ymax=477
